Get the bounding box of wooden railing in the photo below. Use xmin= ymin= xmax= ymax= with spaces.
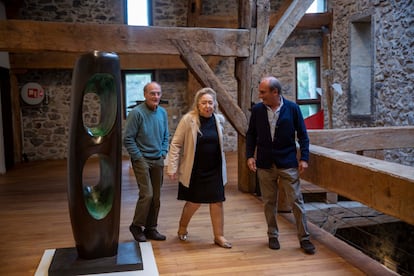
xmin=301 ymin=126 xmax=414 ymax=225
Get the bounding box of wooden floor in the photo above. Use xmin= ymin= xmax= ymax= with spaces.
xmin=0 ymin=152 xmax=396 ymax=276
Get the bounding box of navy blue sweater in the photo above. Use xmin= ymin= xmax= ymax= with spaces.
xmin=246 ymin=98 xmax=309 ymax=169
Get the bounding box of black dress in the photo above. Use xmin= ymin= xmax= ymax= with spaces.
xmin=177 ymin=114 xmax=225 ymax=203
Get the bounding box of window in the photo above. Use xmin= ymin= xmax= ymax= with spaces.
xmin=124 ymin=1 xmax=153 ymax=118
xmin=306 ymin=0 xmax=326 ymax=13
xmin=349 ymin=15 xmax=373 ymax=119
xmin=122 ymin=71 xmax=153 ymax=118
xmin=125 ymin=0 xmax=152 ymax=26
xmin=295 ymin=58 xmax=321 ymax=118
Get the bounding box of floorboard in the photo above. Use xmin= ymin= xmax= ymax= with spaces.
xmin=0 ymin=152 xmax=395 ymax=275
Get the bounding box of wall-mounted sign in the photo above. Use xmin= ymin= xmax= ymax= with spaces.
xmin=21 ymin=82 xmax=45 ymax=105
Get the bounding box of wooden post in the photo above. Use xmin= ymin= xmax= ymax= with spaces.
xmin=10 ymin=71 xmax=22 ymax=163
xmin=236 ymin=0 xmax=256 ymax=192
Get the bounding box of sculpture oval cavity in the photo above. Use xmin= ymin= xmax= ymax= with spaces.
xmin=82 ymin=73 xmax=117 ymax=139
xmin=82 ymin=154 xmax=114 ymax=220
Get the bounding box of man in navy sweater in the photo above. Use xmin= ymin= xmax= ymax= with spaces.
xmin=246 ymin=76 xmax=316 ymax=254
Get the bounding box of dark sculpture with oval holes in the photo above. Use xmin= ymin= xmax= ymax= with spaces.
xmin=68 ymin=51 xmax=122 ymax=259
xmin=48 ymin=51 xmax=143 ymax=275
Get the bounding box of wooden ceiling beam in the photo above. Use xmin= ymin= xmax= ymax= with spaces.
xmin=0 ymin=20 xmax=249 ymax=57
xmin=9 ymin=52 xmax=186 ymax=70
xmin=295 ymin=12 xmax=332 ymax=29
xmin=2 ymin=9 xmax=331 ymax=70
xmin=185 ymin=10 xmax=331 ymax=30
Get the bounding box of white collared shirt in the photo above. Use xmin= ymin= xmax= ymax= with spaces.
xmin=266 ymin=97 xmax=284 ymax=141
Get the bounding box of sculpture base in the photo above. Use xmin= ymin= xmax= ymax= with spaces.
xmin=47 ymin=241 xmax=143 ymax=276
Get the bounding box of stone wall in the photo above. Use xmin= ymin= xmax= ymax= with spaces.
xmin=152 ymin=0 xmax=187 ymax=27
xmin=327 ymin=0 xmax=413 ymax=165
xmin=263 ymin=29 xmax=324 ymax=103
xmin=20 ymin=0 xmax=124 ymax=23
xmin=16 ymin=0 xmax=122 ymax=160
xmin=15 ymin=0 xmax=240 ymax=160
xmin=12 ymin=0 xmax=413 ymax=164
xmin=19 ymin=70 xmax=71 ymax=160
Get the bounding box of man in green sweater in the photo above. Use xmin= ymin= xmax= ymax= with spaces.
xmin=123 ymin=81 xmax=169 ymax=242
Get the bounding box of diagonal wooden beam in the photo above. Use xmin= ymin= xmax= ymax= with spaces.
xmin=171 ymin=39 xmax=248 ymax=135
xmin=249 ymin=0 xmax=314 ymax=105
xmin=262 ymin=0 xmax=314 ymax=62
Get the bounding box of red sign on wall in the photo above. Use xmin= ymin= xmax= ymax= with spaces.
xmin=21 ymin=82 xmax=45 ymax=105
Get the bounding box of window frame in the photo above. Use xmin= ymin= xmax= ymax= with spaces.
xmin=295 ymin=57 xmax=322 ymax=118
xmin=122 ymin=70 xmax=154 ymax=119
xmin=348 ymin=13 xmax=374 ymax=122
xmin=124 ymin=0 xmax=153 ymax=26
xmin=306 ymin=0 xmax=326 ymax=13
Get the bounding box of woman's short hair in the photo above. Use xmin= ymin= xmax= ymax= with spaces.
xmin=191 ymin=87 xmax=219 ymax=113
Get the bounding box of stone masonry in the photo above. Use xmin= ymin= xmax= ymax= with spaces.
xmin=14 ymin=0 xmax=413 ymax=166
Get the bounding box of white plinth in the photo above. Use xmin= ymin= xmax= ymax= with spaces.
xmin=35 ymin=242 xmax=159 ymax=276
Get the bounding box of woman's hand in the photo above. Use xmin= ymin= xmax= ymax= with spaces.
xmin=168 ymin=173 xmax=177 ymax=180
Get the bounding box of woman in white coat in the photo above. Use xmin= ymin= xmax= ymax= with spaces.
xmin=167 ymin=87 xmax=231 ymax=248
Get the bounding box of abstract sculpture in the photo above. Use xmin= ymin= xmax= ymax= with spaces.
xmin=49 ymin=51 xmax=143 ymax=275
xmin=68 ymin=51 xmax=122 ymax=259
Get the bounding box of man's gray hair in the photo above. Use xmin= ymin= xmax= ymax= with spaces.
xmin=268 ymin=77 xmax=282 ymax=95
